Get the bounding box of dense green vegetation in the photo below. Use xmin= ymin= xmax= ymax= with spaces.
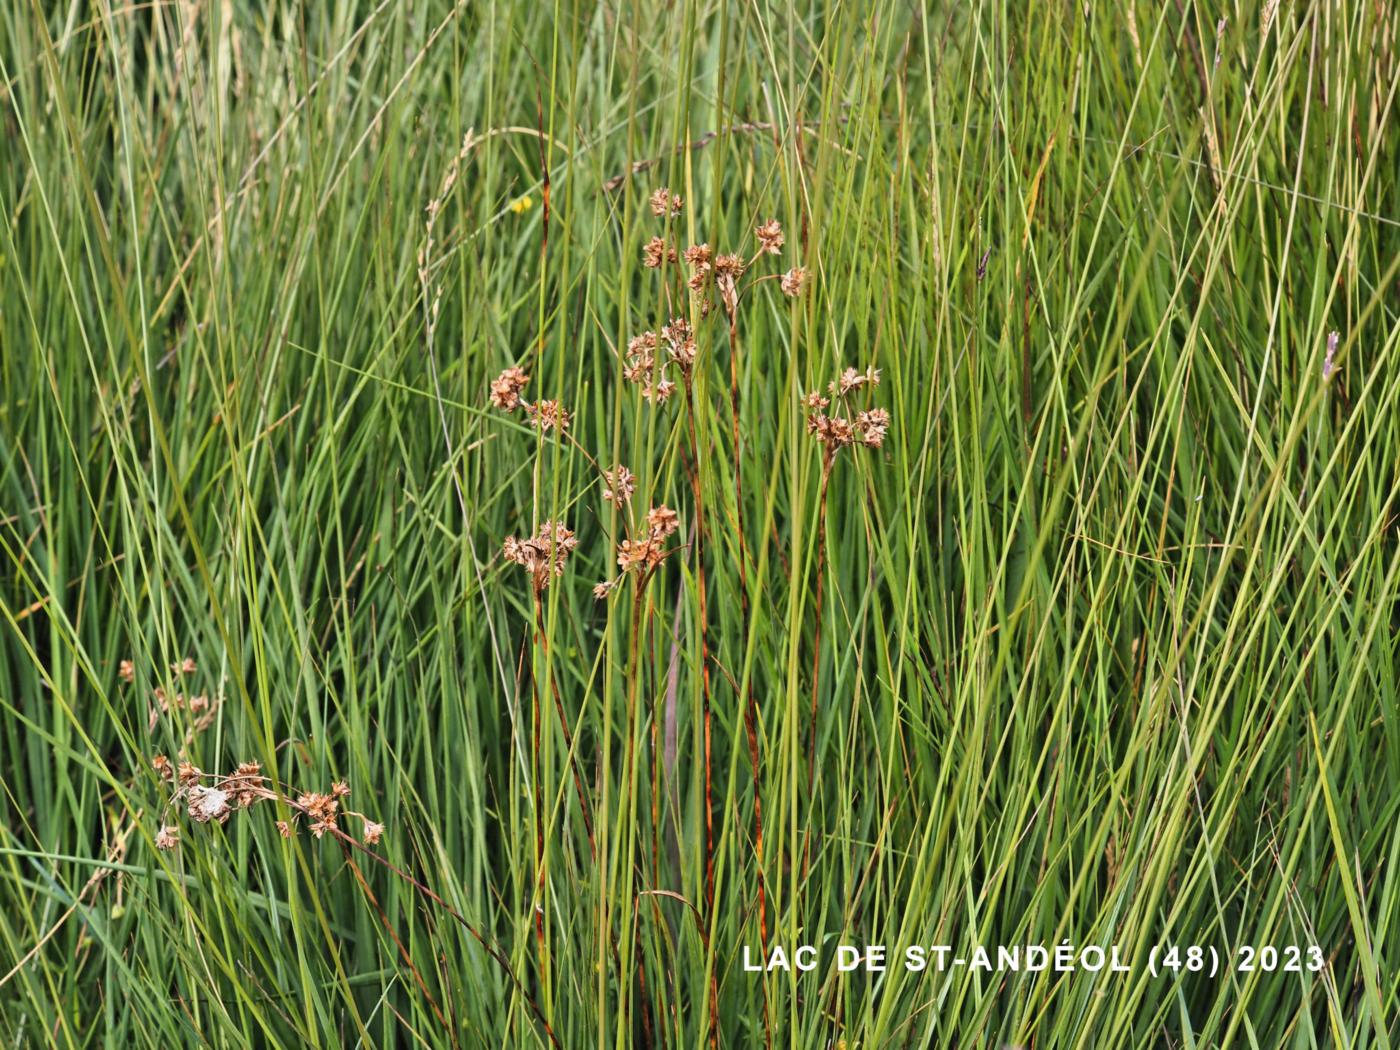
xmin=2 ymin=0 xmax=1398 ymax=1045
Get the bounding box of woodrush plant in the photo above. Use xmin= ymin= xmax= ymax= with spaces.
xmin=3 ymin=1 xmax=1399 ymax=1047
xmin=488 ymin=192 xmax=881 ymax=1040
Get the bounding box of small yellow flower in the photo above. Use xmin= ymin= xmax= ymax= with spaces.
xmin=508 ymin=194 xmax=533 ymax=214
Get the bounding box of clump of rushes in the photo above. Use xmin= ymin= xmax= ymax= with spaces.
xmin=801 ymin=365 xmax=886 ymax=815
xmin=486 ymin=188 xmax=835 ymax=1047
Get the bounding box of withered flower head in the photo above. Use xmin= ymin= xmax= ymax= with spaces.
xmin=275 ymin=819 xmax=295 ymax=838
xmin=177 ymin=761 xmax=202 ymax=786
xmin=662 ymin=319 xmax=697 ymax=368
xmin=645 ymin=379 xmax=678 ymax=403
xmin=490 ymin=367 xmax=530 ymax=411
xmin=617 ymin=537 xmax=666 ymax=574
xmin=524 ymin=399 xmax=571 ymax=433
xmin=225 ymin=762 xmax=265 ymax=809
xmin=755 ymin=219 xmax=785 ymax=255
xmin=151 ymin=754 xmax=173 ymax=781
xmin=174 ymin=657 xmax=197 ymax=675
xmin=646 ymin=505 xmax=680 ymax=539
xmin=187 ymin=785 xmax=232 ymax=825
xmin=331 ymin=781 xmax=351 ymax=798
xmin=683 ymin=243 xmax=712 ymax=269
xmin=593 ymin=579 xmax=618 ymax=599
xmin=642 ymin=236 xmax=677 ymax=269
xmin=856 ymin=408 xmax=891 ymax=448
xmin=296 ymin=791 xmax=340 ymax=838
xmin=713 ymin=254 xmax=746 ymax=281
xmin=780 ymin=267 xmax=808 ymax=297
xmin=832 ymin=367 xmax=874 ymax=396
xmin=503 ymin=521 xmax=578 ymax=588
xmin=603 ymin=465 xmax=636 ymax=506
xmin=807 ymin=414 xmax=856 ymax=449
xmin=649 ymin=188 xmax=683 ymax=217
xmin=155 ymin=825 xmax=179 ymax=851
xmin=805 ymin=366 xmax=886 ymax=459
xmin=713 ymin=254 xmax=745 ymax=314
xmin=362 ymin=820 xmax=385 ymax=846
xmin=118 ymin=659 xmax=135 ymax=683
xmin=623 ymin=333 xmax=658 ymax=384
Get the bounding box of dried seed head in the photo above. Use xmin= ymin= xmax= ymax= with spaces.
xmin=856 ymin=408 xmax=891 ymax=448
xmin=155 ymin=825 xmax=179 ymax=850
xmin=649 ymin=188 xmax=683 ymax=218
xmin=645 ymin=505 xmax=680 ymax=539
xmin=362 ymin=820 xmax=385 ymax=846
xmin=226 ymin=762 xmax=265 ymax=809
xmin=807 ymin=414 xmax=856 ymax=449
xmin=662 ymin=318 xmax=697 ymax=368
xmin=642 ymin=236 xmax=677 ymax=269
xmin=832 ymin=367 xmax=875 ymax=396
xmin=187 ymin=785 xmax=232 ymax=825
xmin=603 ymin=465 xmax=636 ymax=506
xmin=805 ymin=366 xmax=886 ymax=459
xmin=276 ymin=819 xmax=295 ymax=838
xmin=713 ymin=254 xmax=746 ymax=281
xmin=617 ymin=537 xmax=665 ymax=573
xmin=754 ymin=219 xmax=785 ymax=255
xmin=490 ymin=367 xmax=530 ymax=411
xmin=593 ymin=579 xmax=618 ymax=599
xmin=173 ymin=657 xmax=197 ymax=675
xmin=1323 ymin=330 xmax=1340 ymax=381
xmin=118 ymin=659 xmax=135 ymax=683
xmin=177 ymin=761 xmax=202 ymax=786
xmin=296 ymin=792 xmax=340 ymax=838
xmin=780 ymin=267 xmax=808 ymax=297
xmin=683 ymin=243 xmax=712 ymax=269
xmin=524 ymin=399 xmax=571 ymax=432
xmin=331 ymin=781 xmax=351 ymax=798
xmin=713 ymin=254 xmax=745 ymax=314
xmin=645 ymin=379 xmax=678 ymax=403
xmin=503 ymin=521 xmax=578 ymax=588
xmin=152 ymin=754 xmax=173 ymax=781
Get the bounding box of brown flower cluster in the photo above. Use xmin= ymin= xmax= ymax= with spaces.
xmin=151 ymin=758 xmax=386 ymax=851
xmin=620 ymin=317 xmax=699 ymax=402
xmin=483 ymin=188 xmax=840 ymax=608
xmin=594 ymin=505 xmax=681 ymax=597
xmin=490 ymin=366 xmax=529 ymax=410
xmin=649 ymin=188 xmax=683 ymax=218
xmin=602 ymin=465 xmax=636 ymax=506
xmin=524 ymin=399 xmax=571 ymax=433
xmin=804 ymin=366 xmax=889 ymax=460
xmin=502 ymin=521 xmax=579 ymax=591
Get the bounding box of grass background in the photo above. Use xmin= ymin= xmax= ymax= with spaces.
xmin=2 ymin=0 xmax=1399 ymax=1045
